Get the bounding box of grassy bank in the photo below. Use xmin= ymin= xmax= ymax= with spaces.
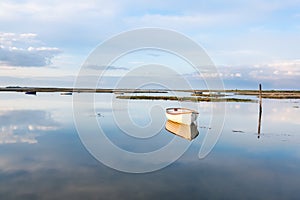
xmin=0 ymin=87 xmax=167 ymax=94
xmin=191 ymin=90 xmax=300 ymax=99
xmin=116 ymin=95 xmax=255 ymax=102
xmin=1 ymin=86 xmax=300 ymax=99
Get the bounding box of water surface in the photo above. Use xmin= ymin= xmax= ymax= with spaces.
xmin=0 ymin=92 xmax=300 ymax=199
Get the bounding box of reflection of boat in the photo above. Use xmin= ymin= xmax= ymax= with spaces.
xmin=165 ymin=120 xmax=199 ymax=140
xmin=25 ymin=91 xmax=36 ymax=95
xmin=166 ymin=108 xmax=199 ymax=125
xmin=60 ymin=92 xmax=72 ymax=96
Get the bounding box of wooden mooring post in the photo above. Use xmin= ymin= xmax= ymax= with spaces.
xmin=257 ymin=84 xmax=262 ymax=138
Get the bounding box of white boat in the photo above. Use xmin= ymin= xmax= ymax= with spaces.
xmin=165 ymin=120 xmax=199 ymax=140
xmin=165 ymin=108 xmax=199 ymax=125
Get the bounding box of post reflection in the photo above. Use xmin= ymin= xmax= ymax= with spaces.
xmin=165 ymin=120 xmax=199 ymax=141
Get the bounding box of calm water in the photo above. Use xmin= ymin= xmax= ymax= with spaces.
xmin=0 ymin=92 xmax=300 ymax=200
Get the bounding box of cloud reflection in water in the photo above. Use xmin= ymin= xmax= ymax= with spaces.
xmin=0 ymin=110 xmax=59 ymax=144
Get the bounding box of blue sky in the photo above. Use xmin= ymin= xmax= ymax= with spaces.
xmin=0 ymin=0 xmax=299 ymax=89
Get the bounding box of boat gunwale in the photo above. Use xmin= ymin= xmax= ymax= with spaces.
xmin=166 ymin=107 xmax=199 ymax=115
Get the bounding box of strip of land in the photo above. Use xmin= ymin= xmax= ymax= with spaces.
xmin=116 ymin=95 xmax=255 ymax=102
xmin=0 ymin=87 xmax=167 ymax=94
xmin=190 ymin=90 xmax=300 ymax=99
xmin=1 ymin=87 xmax=300 ymax=99
xmin=227 ymin=90 xmax=300 ymax=99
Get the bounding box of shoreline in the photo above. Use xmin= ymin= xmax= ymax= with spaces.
xmin=116 ymin=95 xmax=255 ymax=102
xmin=1 ymin=87 xmax=300 ymax=99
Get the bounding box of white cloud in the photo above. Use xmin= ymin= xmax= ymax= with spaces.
xmin=0 ymin=32 xmax=61 ymax=67
xmin=28 ymin=47 xmax=60 ymax=52
xmin=187 ymin=59 xmax=300 ymax=87
xmin=0 ymin=0 xmax=122 ymax=49
xmin=0 ymin=0 xmax=119 ymax=21
xmin=0 ymin=32 xmax=39 ymax=48
xmin=124 ymin=13 xmax=238 ymax=29
xmin=253 ymin=60 xmax=300 ymax=78
xmin=86 ymin=65 xmax=128 ymax=71
xmin=215 ymin=60 xmax=300 ymax=89
xmin=234 ymin=73 xmax=242 ymax=77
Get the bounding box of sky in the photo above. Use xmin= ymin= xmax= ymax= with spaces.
xmin=0 ymin=0 xmax=300 ymax=89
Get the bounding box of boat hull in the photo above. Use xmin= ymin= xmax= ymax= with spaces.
xmin=25 ymin=91 xmax=36 ymax=95
xmin=165 ymin=108 xmax=198 ymax=125
xmin=60 ymin=92 xmax=72 ymax=96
